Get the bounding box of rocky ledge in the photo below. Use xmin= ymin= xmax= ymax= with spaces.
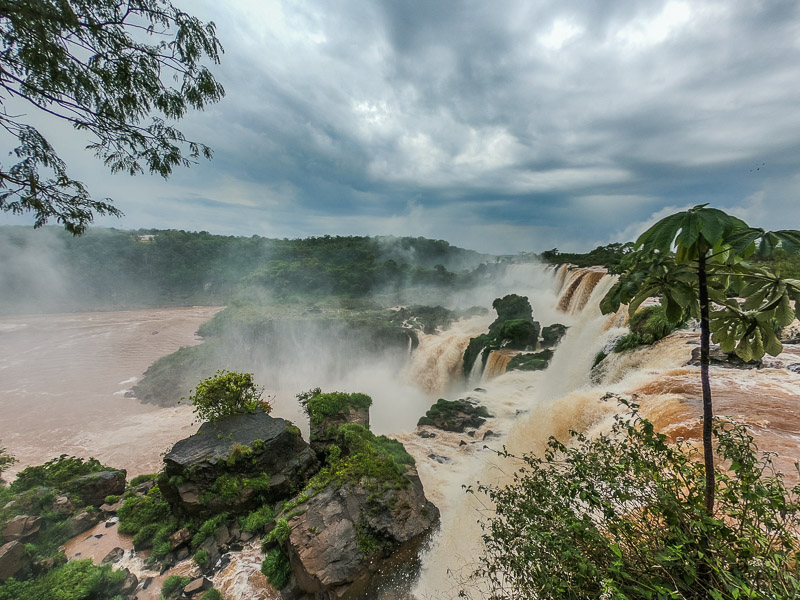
xmin=159 ymin=409 xmax=318 ymax=517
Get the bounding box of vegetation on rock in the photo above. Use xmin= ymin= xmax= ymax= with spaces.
xmin=417 ymin=399 xmax=492 ymax=432
xmin=0 ymin=559 xmax=126 ymax=600
xmin=506 ymin=349 xmax=554 ymax=372
xmin=476 ymin=401 xmax=800 ymax=599
xmin=187 ymin=370 xmax=270 ymax=423
xmin=262 ymin=548 xmax=292 ymax=589
xmin=463 ymin=294 xmax=540 ymax=376
xmin=298 ymin=389 xmax=372 ymax=426
xmin=611 ymin=305 xmax=687 ymax=353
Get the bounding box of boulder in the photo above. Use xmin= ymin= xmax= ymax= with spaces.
xmin=184 ymin=577 xmax=212 ymax=595
xmin=541 ymin=323 xmax=568 ymax=348
xmin=68 ymin=510 xmax=102 ymax=536
xmin=119 ymin=569 xmax=139 ymax=595
xmin=100 ymin=498 xmax=124 ymax=514
xmin=102 ymin=547 xmax=124 ymax=564
xmin=51 ymin=495 xmax=75 ymax=515
xmin=159 ymin=410 xmax=318 ymax=517
xmin=2 ymin=515 xmax=42 ymax=542
xmin=0 ymin=541 xmax=27 ymax=581
xmin=66 ymin=470 xmax=127 ymax=507
xmin=169 ymin=528 xmax=192 ymax=551
xmin=417 ymin=399 xmax=491 ymax=433
xmin=287 ymin=469 xmax=439 ymax=599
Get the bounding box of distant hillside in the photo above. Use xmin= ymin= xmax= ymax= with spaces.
xmin=0 ymin=227 xmax=494 ymax=314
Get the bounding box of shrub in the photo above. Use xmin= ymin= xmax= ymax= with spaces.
xmin=474 ymin=401 xmax=800 ymax=599
xmin=261 ymin=548 xmax=292 ymax=589
xmin=187 ymin=370 xmax=270 ymax=422
xmin=117 ymin=486 xmax=174 ymax=550
xmin=129 ymin=473 xmax=158 ymax=486
xmin=613 ymin=305 xmax=687 ymax=353
xmin=241 ymin=504 xmax=275 ymax=533
xmin=201 ymin=590 xmax=223 ymax=600
xmin=194 ymin=548 xmax=209 ymax=565
xmin=0 ymin=442 xmax=16 ymax=483
xmin=297 ymin=389 xmax=372 ymax=425
xmin=161 ymin=574 xmax=191 ymax=598
xmin=0 ymin=559 xmax=125 ymax=600
xmin=191 ymin=512 xmax=229 ymax=550
xmin=266 ymin=518 xmax=290 ymax=544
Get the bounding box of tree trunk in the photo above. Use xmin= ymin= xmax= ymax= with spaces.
xmin=698 ymin=253 xmax=715 ymax=514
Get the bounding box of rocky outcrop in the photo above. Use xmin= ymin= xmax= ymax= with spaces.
xmin=507 ymin=348 xmax=554 ymax=372
xmin=310 ymin=405 xmax=369 ymax=458
xmin=66 ymin=470 xmax=127 ymax=507
xmin=0 ymin=540 xmax=27 ymax=581
xmin=159 ymin=410 xmax=318 ymax=517
xmin=286 ymin=469 xmax=439 ymax=599
xmin=417 ymin=398 xmax=491 ymax=433
xmin=541 ymin=323 xmax=568 ymax=348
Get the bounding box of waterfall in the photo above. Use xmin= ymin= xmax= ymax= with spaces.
xmin=556 ymin=267 xmax=608 ymax=314
xmin=481 ymin=349 xmax=515 ymax=380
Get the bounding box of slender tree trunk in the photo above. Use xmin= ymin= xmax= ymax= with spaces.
xmin=698 ymin=253 xmax=715 ymax=514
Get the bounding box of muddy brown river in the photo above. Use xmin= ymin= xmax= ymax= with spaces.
xmin=0 ymin=306 xmax=222 ymax=479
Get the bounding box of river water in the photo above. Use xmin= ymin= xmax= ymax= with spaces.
xmin=0 ymin=306 xmax=222 ymax=479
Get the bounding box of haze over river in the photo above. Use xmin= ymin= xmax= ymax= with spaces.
xmin=0 ymin=306 xmax=222 ymax=479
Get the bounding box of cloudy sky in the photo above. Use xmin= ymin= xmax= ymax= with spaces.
xmin=4 ymin=0 xmax=800 ymax=254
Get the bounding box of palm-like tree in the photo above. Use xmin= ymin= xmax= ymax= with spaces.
xmin=601 ymin=204 xmax=800 ymax=513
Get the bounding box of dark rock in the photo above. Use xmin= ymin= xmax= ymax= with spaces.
xmin=788 ymin=363 xmax=800 ymax=374
xmin=287 ymin=468 xmax=439 ymax=600
xmin=104 ymin=519 xmax=117 ymax=528
xmin=169 ymin=528 xmax=192 ymax=551
xmin=0 ymin=541 xmax=27 ymax=581
xmin=119 ymin=569 xmax=138 ymax=595
xmin=176 ymin=547 xmax=189 ymax=560
xmin=66 ymin=470 xmax=127 ymax=507
xmin=417 ymin=430 xmax=436 ymax=439
xmin=142 ymin=576 xmax=153 ymax=589
xmin=427 ymin=454 xmax=450 ymax=464
xmin=466 ymin=430 xmax=475 ymax=437
xmin=417 ymin=398 xmax=491 ymax=433
xmin=184 ymin=577 xmax=212 ymax=595
xmin=240 ymin=530 xmax=254 ymax=543
xmin=2 ymin=515 xmax=42 ymax=542
xmin=473 ymin=388 xmax=486 ymax=393
xmin=688 ymin=346 xmax=761 ymax=369
xmin=159 ymin=410 xmax=318 ymax=517
xmin=507 ymin=349 xmax=554 ymax=372
xmin=130 ymin=479 xmax=155 ymax=496
xmin=32 ymin=556 xmax=56 ymax=575
xmin=101 ymin=547 xmax=124 ymax=564
xmin=68 ymin=510 xmax=102 ymax=536
xmin=459 ymin=440 xmax=467 ymax=447
xmin=214 ymin=523 xmax=232 ymax=548
xmin=482 ymin=430 xmax=498 ymax=440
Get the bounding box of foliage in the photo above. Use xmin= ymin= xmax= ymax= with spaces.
xmin=298 ymin=389 xmax=373 ymax=426
xmin=540 ymin=243 xmax=636 ymax=273
xmin=0 ymin=1 xmax=224 ymax=233
xmin=475 ymin=404 xmax=800 ymax=600
xmin=161 ymin=575 xmax=191 ymax=598
xmin=0 ymin=559 xmax=125 ymax=600
xmin=187 ymin=370 xmax=270 ymax=423
xmin=612 ymin=305 xmax=687 ymax=353
xmin=540 ymin=323 xmax=568 ymax=348
xmin=0 ymin=442 xmax=15 ymax=482
xmin=129 ymin=473 xmax=158 ymax=487
xmin=194 ymin=548 xmax=209 ymax=565
xmin=600 ymin=204 xmax=800 ymax=513
xmin=190 ymin=512 xmax=229 ymax=551
xmin=201 ymin=590 xmax=223 ymax=600
xmin=261 ymin=549 xmax=292 ymax=589
xmin=11 ymin=455 xmax=106 ymax=493
xmin=241 ymin=504 xmax=275 ymax=533
xmin=266 ymin=518 xmax=290 ymax=544
xmin=304 ymin=424 xmax=415 ymax=494
xmin=506 ymin=349 xmax=554 ymax=371
xmin=117 ymin=486 xmax=174 ymax=551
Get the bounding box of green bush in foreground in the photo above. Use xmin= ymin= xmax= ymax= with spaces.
xmin=161 ymin=574 xmax=191 ymax=598
xmin=261 ymin=548 xmax=292 ymax=589
xmin=0 ymin=559 xmax=125 ymax=600
xmin=474 ymin=401 xmax=800 ymax=600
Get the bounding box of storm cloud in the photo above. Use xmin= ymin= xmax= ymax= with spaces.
xmin=3 ymin=0 xmax=800 ymax=253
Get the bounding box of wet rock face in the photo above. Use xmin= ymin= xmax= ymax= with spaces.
xmin=159 ymin=410 xmax=318 ymax=517
xmin=287 ymin=469 xmax=439 ymax=599
xmin=66 ymin=470 xmax=127 ymax=507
